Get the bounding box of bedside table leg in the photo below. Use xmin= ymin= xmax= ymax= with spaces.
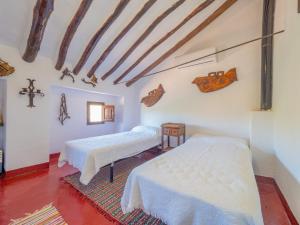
xmin=177 ymin=136 xmax=180 ymax=146
xmin=161 ymin=135 xmax=164 ymax=150
xmin=110 ymin=162 xmax=114 ymax=183
xmin=167 ymin=136 xmax=170 ymax=147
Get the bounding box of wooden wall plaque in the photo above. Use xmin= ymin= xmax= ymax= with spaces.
xmin=0 ymin=59 xmax=15 ymax=77
xmin=192 ymin=68 xmax=237 ymax=93
xmin=141 ymin=84 xmax=165 ymax=107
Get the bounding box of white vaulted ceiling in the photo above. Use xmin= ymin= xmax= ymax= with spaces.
xmin=0 ymin=0 xmax=261 ymax=84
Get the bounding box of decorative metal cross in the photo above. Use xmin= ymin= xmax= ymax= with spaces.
xmin=19 ymin=79 xmax=44 ymax=107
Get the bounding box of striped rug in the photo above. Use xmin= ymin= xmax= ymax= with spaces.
xmin=63 ymin=157 xmax=165 ymax=225
xmin=9 ymin=204 xmax=67 ymax=225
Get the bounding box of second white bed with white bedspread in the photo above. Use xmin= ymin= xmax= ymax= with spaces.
xmin=121 ymin=134 xmax=264 ymax=225
xmin=58 ymin=126 xmax=160 ymax=185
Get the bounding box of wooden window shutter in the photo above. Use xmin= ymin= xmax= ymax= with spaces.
xmin=103 ymin=105 xmax=115 ymax=122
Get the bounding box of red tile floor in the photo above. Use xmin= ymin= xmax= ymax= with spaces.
xmin=0 ymin=152 xmax=295 ymax=225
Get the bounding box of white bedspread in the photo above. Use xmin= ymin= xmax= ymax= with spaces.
xmin=58 ymin=126 xmax=160 ymax=185
xmin=121 ymin=134 xmax=264 ymax=225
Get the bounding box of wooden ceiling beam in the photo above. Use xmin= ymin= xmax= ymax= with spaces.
xmin=126 ymin=0 xmax=237 ymax=87
xmin=101 ymin=0 xmax=186 ymax=81
xmin=113 ymin=0 xmax=215 ymax=85
xmin=87 ymin=0 xmax=157 ymax=78
xmin=72 ymin=0 xmax=130 ymax=75
xmin=55 ymin=0 xmax=93 ymax=71
xmin=23 ymin=0 xmax=54 ymax=62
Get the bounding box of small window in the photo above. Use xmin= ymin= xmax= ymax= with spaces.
xmin=87 ymin=102 xmax=104 ymax=125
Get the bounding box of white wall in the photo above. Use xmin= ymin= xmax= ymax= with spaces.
xmin=140 ymin=45 xmax=260 ymax=138
xmin=250 ymin=111 xmax=275 ymax=177
xmin=273 ymin=0 xmax=300 ymax=221
xmin=49 ymin=86 xmax=122 ymax=153
xmin=140 ymin=0 xmax=262 ymax=138
xmin=139 ymin=0 xmax=272 ymax=173
xmin=0 ymin=44 xmax=141 ymax=171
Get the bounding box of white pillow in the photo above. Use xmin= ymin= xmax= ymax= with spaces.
xmin=190 ymin=133 xmax=249 ymax=148
xmin=131 ymin=125 xmax=160 ymax=135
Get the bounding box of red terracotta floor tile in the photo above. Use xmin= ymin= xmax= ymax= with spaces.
xmin=257 ymin=180 xmax=292 ymax=225
xmin=0 ymin=161 xmax=114 ymax=225
xmin=0 ymin=154 xmax=294 ymax=225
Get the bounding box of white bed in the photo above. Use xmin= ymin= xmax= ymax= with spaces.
xmin=121 ymin=134 xmax=264 ymax=225
xmin=58 ymin=126 xmax=160 ymax=185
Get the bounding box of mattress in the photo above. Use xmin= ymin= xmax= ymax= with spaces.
xmin=121 ymin=134 xmax=264 ymax=225
xmin=58 ymin=126 xmax=160 ymax=185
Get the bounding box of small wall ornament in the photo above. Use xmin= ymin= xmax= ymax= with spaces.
xmin=19 ymin=79 xmax=45 ymax=107
xmin=0 ymin=58 xmax=15 ymax=77
xmin=192 ymin=68 xmax=237 ymax=93
xmin=141 ymin=84 xmax=165 ymax=107
xmin=82 ymin=74 xmax=97 ymax=87
xmin=60 ymin=68 xmax=75 ymax=83
xmin=58 ymin=93 xmax=70 ymax=125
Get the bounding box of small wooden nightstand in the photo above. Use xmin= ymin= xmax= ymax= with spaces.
xmin=161 ymin=123 xmax=186 ymax=151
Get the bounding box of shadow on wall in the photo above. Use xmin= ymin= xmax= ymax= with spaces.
xmin=185 ymin=124 xmax=243 ymax=139
xmin=251 ymin=146 xmax=276 ymax=176
xmin=275 ymin=158 xmax=300 ymax=223
xmin=164 ymin=124 xmax=237 ymax=148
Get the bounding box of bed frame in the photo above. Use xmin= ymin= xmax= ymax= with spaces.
xmin=108 ymin=146 xmax=160 ymax=182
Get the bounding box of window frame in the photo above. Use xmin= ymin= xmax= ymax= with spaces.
xmin=87 ymin=101 xmax=105 ymax=125
xmin=103 ymin=105 xmax=115 ymax=122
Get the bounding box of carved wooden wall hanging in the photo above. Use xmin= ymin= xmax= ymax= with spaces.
xmin=192 ymin=68 xmax=237 ymax=93
xmin=19 ymin=79 xmax=45 ymax=107
xmin=58 ymin=93 xmax=70 ymax=125
xmin=141 ymin=84 xmax=165 ymax=107
xmin=0 ymin=59 xmax=15 ymax=77
xmin=23 ymin=0 xmax=54 ymax=62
